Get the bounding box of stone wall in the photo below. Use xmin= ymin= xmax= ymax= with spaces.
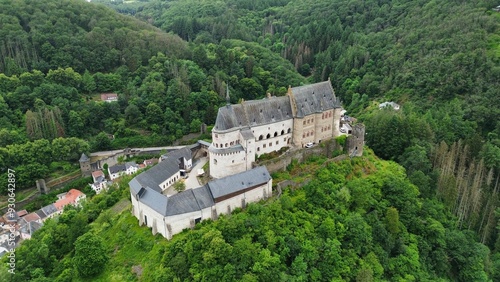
xmin=255 ymin=138 xmax=344 ymax=174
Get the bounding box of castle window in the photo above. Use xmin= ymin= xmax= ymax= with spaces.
xmin=276 ymin=141 xmax=279 ymax=145
xmin=225 ymin=143 xmax=228 ymax=147
xmin=260 ymin=109 xmax=262 ymax=113
xmin=269 ymin=142 xmax=272 ymax=147
xmin=281 ymin=130 xmax=284 ymax=135
xmin=288 ymin=128 xmax=291 ymax=133
xmin=274 ymin=132 xmax=278 ymax=137
xmin=215 ymin=134 xmax=218 ymax=138
xmin=259 ymin=135 xmax=263 ymax=140
xmin=303 ymin=133 xmax=305 ymax=138
xmin=263 ymin=144 xmax=266 ymax=148
xmin=214 ymin=159 xmax=217 ymax=164
xmin=303 ymin=120 xmax=306 ymax=125
xmin=284 ymin=138 xmax=286 ymax=142
xmin=232 ymin=160 xmax=235 ymax=163
xmin=257 ymin=147 xmax=260 ymax=151
xmin=267 ymin=133 xmax=271 ymax=139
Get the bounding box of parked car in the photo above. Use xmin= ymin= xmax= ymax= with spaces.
xmin=305 ymin=142 xmax=314 ymax=148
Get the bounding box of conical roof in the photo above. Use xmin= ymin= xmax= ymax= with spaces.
xmin=79 ymin=153 xmax=89 ymax=162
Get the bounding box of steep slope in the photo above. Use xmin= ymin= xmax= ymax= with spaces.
xmin=0 ymin=0 xmax=188 ymax=74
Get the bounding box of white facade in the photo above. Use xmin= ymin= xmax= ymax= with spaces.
xmin=209 ymin=80 xmax=345 ymax=179
xmin=131 ymin=178 xmax=271 ymax=240
xmin=130 ymin=165 xmax=272 ymax=240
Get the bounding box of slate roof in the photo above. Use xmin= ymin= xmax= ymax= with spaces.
xmin=213 ymin=81 xmax=341 ymax=131
xmin=138 ymin=188 xmax=168 ymax=215
xmin=240 ymin=128 xmax=255 ymax=140
xmin=160 ymin=147 xmax=192 ymax=163
xmin=131 ymin=148 xmax=192 ymax=193
xmin=20 ymin=221 xmax=43 ymax=237
xmin=109 ymin=164 xmax=126 ymax=174
xmin=207 ymin=166 xmax=271 ymax=199
xmin=79 ymin=153 xmax=89 ymax=162
xmin=125 ymin=162 xmax=138 ymax=169
xmin=291 ymin=81 xmax=341 ymax=117
xmin=130 ymin=166 xmax=270 ymax=217
xmin=40 ymin=204 xmax=57 ymax=217
xmin=35 ymin=210 xmax=47 ymax=220
xmin=208 ymin=144 xmax=244 ymax=154
xmin=214 ymin=96 xmax=292 ymax=131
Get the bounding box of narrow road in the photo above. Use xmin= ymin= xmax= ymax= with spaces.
xmin=184 ymin=157 xmax=208 ymax=189
xmin=90 ymin=146 xmax=186 ymax=157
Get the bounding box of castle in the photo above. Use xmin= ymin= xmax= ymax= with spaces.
xmin=129 ymin=80 xmax=363 ymax=240
xmin=209 ymin=79 xmax=346 ymax=178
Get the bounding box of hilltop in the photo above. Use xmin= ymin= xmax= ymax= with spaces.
xmin=1 ymin=149 xmax=493 ymax=281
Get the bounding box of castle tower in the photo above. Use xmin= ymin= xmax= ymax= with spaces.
xmin=346 ymin=124 xmax=365 ymax=157
xmin=79 ymin=153 xmax=91 ymax=176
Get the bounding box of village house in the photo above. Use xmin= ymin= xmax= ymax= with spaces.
xmin=53 ymin=189 xmax=86 ymax=213
xmin=90 ymin=170 xmax=111 ymax=194
xmin=100 ymin=93 xmax=118 ymax=102
xmin=108 ymin=162 xmax=139 ymax=180
xmin=379 ymin=101 xmax=400 ymax=110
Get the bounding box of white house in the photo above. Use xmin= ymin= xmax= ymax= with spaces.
xmin=130 ymin=165 xmax=272 ymax=240
xmin=209 ymin=80 xmax=345 ymax=179
xmin=379 ymin=101 xmax=400 ymax=110
xmin=108 ymin=162 xmax=139 ymax=180
xmin=134 ymin=147 xmax=192 ymax=192
xmin=54 ymin=189 xmax=86 ymax=213
xmin=90 ymin=170 xmax=110 ymax=194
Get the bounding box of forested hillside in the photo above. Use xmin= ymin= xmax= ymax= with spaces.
xmin=2 ymin=0 xmax=500 ymax=280
xmin=134 ymin=0 xmax=500 ymax=263
xmin=3 ymin=151 xmax=496 ymax=281
xmin=0 ymin=0 xmax=304 ymax=192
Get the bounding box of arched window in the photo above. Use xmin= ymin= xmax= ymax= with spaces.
xmin=266 ymin=133 xmax=271 ymax=139
xmin=281 ymin=130 xmax=284 ymax=135
xmin=225 ymin=143 xmax=228 ymax=147
xmin=214 ymin=159 xmax=217 ymax=165
xmin=287 ymin=128 xmax=291 ymax=133
xmin=274 ymin=132 xmax=278 ymax=137
xmin=230 ymin=141 xmax=234 ymax=146
xmin=259 ymin=135 xmax=263 ymax=140
xmin=257 ymin=147 xmax=260 ymax=151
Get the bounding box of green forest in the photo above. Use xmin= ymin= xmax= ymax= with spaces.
xmin=1 ymin=0 xmax=500 ymax=280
